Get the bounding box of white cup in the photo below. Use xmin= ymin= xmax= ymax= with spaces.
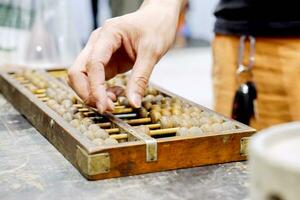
xmin=250 ymin=122 xmax=300 ymax=200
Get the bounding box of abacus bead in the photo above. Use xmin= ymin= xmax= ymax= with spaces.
xmin=88 ymin=124 xmax=100 ymax=132
xmin=161 ymin=104 xmax=171 ymax=109
xmin=94 ymin=129 xmax=109 ymax=140
xmin=61 ymin=99 xmax=73 ymax=109
xmin=83 ymin=130 xmax=96 ymax=140
xmin=176 ymin=127 xmax=189 ymax=136
xmin=51 ymin=103 xmax=60 ymax=111
xmin=159 ymin=116 xmax=172 ymax=129
xmin=24 ymin=70 xmax=32 ymax=79
xmin=150 ymin=105 xmax=161 ymax=112
xmin=161 ymin=109 xmax=171 ymax=116
xmin=147 ymin=87 xmax=158 ymax=96
xmin=46 ymin=99 xmax=57 ymax=107
xmin=15 ymin=70 xmax=24 ymax=77
xmin=70 ymin=119 xmax=81 ymax=128
xmin=55 ymin=93 xmax=65 ymax=103
xmin=81 ymin=117 xmax=93 ymax=126
xmin=193 ymin=107 xmax=202 ymax=113
xmin=183 ymin=107 xmax=190 ymax=114
xmin=211 ymin=123 xmax=223 ymax=132
xmin=210 ymin=115 xmax=223 ymax=123
xmin=171 ymin=98 xmax=181 ymax=104
xmin=93 ymin=138 xmax=104 ymax=145
xmin=144 ymin=94 xmax=155 ymax=102
xmin=150 ymin=110 xmax=161 ymax=123
xmin=49 ymin=82 xmax=58 ymax=89
xmin=138 ymin=107 xmax=148 ymax=118
xmin=162 ymin=97 xmax=172 ymax=104
xmin=200 ymin=111 xmax=211 ymax=118
xmin=57 ymin=106 xmax=66 ymax=116
xmin=154 ymin=94 xmax=164 ymax=103
xmin=78 ymin=124 xmax=88 ymax=133
xmin=188 ymin=107 xmax=197 ymax=113
xmin=118 ymin=139 xmax=127 ymax=143
xmin=37 ymin=81 xmax=47 ymax=89
xmin=155 ymin=101 xmax=162 ymax=107
xmin=181 ymin=113 xmax=191 ymax=120
xmin=171 ymin=108 xmax=182 ymax=115
xmin=104 ymin=138 xmax=118 ymax=145
xmin=27 ymin=84 xmax=38 ymax=92
xmin=179 ymin=119 xmax=192 ymax=128
xmin=201 ymin=124 xmax=212 ymax=133
xmin=63 ymin=112 xmax=73 ymax=122
xmin=46 ymin=88 xmax=56 ymax=98
xmin=199 ymin=117 xmax=212 ymax=125
xmin=190 ymin=118 xmax=200 ymax=126
xmin=171 ymin=115 xmax=181 ymax=127
xmin=172 ymin=104 xmax=182 ymax=110
xmin=189 ymin=127 xmax=204 ymax=136
xmin=114 ymin=79 xmax=126 ymax=86
xmin=142 ymin=101 xmax=152 ymax=110
xmin=222 ymin=121 xmax=236 ymax=131
xmin=67 ymin=106 xmax=78 ymax=115
xmin=118 ymin=96 xmax=129 ymax=106
xmin=74 ymin=112 xmax=84 ymax=120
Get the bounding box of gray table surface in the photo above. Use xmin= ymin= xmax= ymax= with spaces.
xmin=0 ymin=94 xmax=250 ymax=200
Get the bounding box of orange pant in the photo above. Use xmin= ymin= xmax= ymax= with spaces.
xmin=212 ymin=35 xmax=300 ymax=130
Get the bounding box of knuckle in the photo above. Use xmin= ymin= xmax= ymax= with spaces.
xmin=91 ymin=29 xmax=100 ymax=37
xmin=67 ymin=69 xmax=77 ymax=82
xmin=140 ymin=40 xmax=163 ymax=60
xmin=103 ymin=20 xmax=117 ymax=31
xmin=86 ymin=58 xmax=105 ymax=73
xmin=135 ymin=76 xmax=149 ymax=94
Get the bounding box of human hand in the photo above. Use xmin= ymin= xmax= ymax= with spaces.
xmin=68 ymin=0 xmax=184 ymax=113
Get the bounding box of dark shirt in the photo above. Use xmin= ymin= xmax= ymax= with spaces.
xmin=214 ymin=0 xmax=300 ymax=36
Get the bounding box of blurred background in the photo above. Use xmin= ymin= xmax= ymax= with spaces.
xmin=0 ymin=0 xmax=219 ymax=108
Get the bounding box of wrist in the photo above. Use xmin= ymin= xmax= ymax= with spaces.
xmin=140 ymin=0 xmax=185 ymax=15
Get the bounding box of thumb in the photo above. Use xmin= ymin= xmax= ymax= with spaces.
xmin=126 ymin=51 xmax=156 ymax=108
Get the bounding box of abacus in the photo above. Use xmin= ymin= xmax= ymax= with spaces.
xmin=0 ymin=68 xmax=255 ymax=180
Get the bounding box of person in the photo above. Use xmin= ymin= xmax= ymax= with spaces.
xmin=68 ymin=0 xmax=300 ymax=130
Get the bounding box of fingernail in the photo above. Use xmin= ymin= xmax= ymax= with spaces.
xmin=131 ymin=93 xmax=141 ymax=108
xmin=96 ymin=102 xmax=104 ymax=114
xmin=107 ymin=100 xmax=115 ymax=111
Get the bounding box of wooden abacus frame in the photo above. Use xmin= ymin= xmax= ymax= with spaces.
xmin=0 ymin=69 xmax=256 ymax=180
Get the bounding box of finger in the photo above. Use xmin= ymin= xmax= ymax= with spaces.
xmin=107 ymin=86 xmax=125 ymax=97
xmin=86 ymin=29 xmax=122 ymax=113
xmin=107 ymin=91 xmax=117 ymax=101
xmin=126 ymin=51 xmax=156 ymax=108
xmin=86 ymin=62 xmax=109 ymax=113
xmin=68 ymin=29 xmax=101 ymax=102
